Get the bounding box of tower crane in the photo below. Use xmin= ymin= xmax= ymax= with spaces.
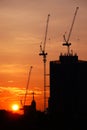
xmin=39 ymin=14 xmax=50 ymax=112
xmin=63 ymin=7 xmax=79 ymax=55
xmin=23 ymin=66 xmax=33 ymax=107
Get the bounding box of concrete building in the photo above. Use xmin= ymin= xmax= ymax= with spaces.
xmin=48 ymin=53 xmax=87 ymax=118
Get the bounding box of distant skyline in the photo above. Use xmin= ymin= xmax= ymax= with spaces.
xmin=0 ymin=0 xmax=87 ymax=112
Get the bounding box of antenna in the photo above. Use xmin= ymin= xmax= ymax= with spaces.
xmin=39 ymin=14 xmax=50 ymax=112
xmin=63 ymin=7 xmax=79 ymax=55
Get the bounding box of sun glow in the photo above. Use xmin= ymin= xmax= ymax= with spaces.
xmin=12 ymin=104 xmax=19 ymax=111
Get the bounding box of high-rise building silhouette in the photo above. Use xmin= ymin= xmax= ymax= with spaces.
xmin=48 ymin=53 xmax=87 ymax=118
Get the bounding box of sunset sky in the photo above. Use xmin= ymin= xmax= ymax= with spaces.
xmin=0 ymin=0 xmax=87 ymax=112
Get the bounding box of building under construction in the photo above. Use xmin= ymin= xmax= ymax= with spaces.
xmin=48 ymin=6 xmax=87 ymax=119
xmin=48 ymin=52 xmax=87 ymax=119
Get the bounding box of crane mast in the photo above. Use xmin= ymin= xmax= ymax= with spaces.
xmin=63 ymin=7 xmax=79 ymax=55
xmin=39 ymin=14 xmax=50 ymax=112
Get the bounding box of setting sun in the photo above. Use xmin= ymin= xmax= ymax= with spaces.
xmin=12 ymin=104 xmax=19 ymax=111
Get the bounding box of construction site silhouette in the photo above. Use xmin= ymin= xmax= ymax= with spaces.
xmin=0 ymin=7 xmax=87 ymax=130
xmin=0 ymin=52 xmax=87 ymax=130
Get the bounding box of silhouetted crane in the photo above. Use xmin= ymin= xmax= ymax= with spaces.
xmin=23 ymin=66 xmax=33 ymax=106
xmin=63 ymin=7 xmax=79 ymax=55
xmin=20 ymin=66 xmax=33 ymax=112
xmin=39 ymin=14 xmax=50 ymax=112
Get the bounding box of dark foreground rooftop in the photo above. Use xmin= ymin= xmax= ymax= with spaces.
xmin=0 ymin=110 xmax=87 ymax=130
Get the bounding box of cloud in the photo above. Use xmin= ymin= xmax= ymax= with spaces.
xmin=0 ymin=86 xmax=24 ymax=94
xmin=8 ymin=80 xmax=14 ymax=83
xmin=0 ymin=85 xmax=42 ymax=96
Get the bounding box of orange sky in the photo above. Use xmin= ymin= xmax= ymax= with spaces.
xmin=0 ymin=0 xmax=87 ymax=112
